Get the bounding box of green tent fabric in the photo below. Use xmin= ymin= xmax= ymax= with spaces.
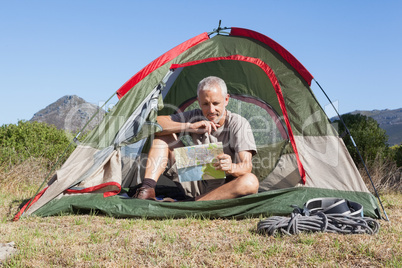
xmin=34 ymin=188 xmax=379 ymax=219
xmin=15 ymin=27 xmax=381 ymax=220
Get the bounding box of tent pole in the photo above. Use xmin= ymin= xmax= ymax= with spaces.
xmin=313 ymin=79 xmax=389 ymax=221
xmin=19 ymin=92 xmax=117 ymax=218
xmin=208 ymin=20 xmax=230 ymax=36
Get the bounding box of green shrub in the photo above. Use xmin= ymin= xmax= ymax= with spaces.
xmin=335 ymin=114 xmax=389 ymax=165
xmin=0 ymin=120 xmax=75 ymax=167
xmin=389 ymin=144 xmax=402 ymax=167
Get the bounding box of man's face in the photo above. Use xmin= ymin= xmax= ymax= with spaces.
xmin=197 ymin=87 xmax=229 ymax=125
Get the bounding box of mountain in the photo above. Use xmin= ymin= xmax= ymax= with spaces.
xmin=30 ymin=95 xmax=105 ymax=133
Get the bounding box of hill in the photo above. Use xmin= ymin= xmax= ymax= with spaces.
xmin=349 ymin=108 xmax=402 ymax=146
xmin=30 ymin=95 xmax=105 ymax=133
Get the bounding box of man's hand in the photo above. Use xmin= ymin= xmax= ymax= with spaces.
xmin=156 ymin=116 xmax=220 ymax=136
xmin=213 ymin=151 xmax=253 ymax=177
xmin=188 ymin=120 xmax=220 ymax=135
xmin=214 ymin=153 xmax=233 ymax=173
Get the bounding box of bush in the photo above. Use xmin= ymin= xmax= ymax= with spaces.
xmin=0 ymin=120 xmax=75 ymax=167
xmin=389 ymin=144 xmax=402 ymax=167
xmin=335 ymin=114 xmax=389 ymax=165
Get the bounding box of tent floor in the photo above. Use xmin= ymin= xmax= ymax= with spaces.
xmin=30 ymin=187 xmax=381 ymax=220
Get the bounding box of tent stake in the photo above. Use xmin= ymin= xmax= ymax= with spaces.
xmin=19 ymin=92 xmax=117 ymax=218
xmin=313 ymin=78 xmax=389 ymax=221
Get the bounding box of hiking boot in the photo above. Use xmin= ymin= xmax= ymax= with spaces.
xmin=133 ymin=187 xmax=156 ymax=200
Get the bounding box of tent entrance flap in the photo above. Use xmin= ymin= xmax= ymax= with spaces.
xmin=113 ymin=68 xmax=181 ymax=147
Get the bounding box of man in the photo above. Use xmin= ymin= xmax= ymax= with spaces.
xmin=133 ymin=76 xmax=259 ymax=201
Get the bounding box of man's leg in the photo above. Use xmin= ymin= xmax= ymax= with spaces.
xmin=196 ymin=173 xmax=259 ymax=201
xmin=134 ymin=134 xmax=181 ymax=200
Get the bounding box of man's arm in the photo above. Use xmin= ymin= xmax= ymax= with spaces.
xmin=215 ymin=150 xmax=253 ymax=178
xmin=155 ymin=115 xmax=220 ymax=136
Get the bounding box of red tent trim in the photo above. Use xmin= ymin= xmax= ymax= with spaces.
xmin=230 ymin=27 xmax=314 ymax=86
xmin=13 ymin=181 xmax=122 ymax=221
xmin=170 ymin=55 xmax=306 ymax=183
xmin=116 ymin=32 xmax=210 ymax=99
xmin=64 ymin=182 xmax=121 ymax=198
xmin=13 ymin=186 xmax=49 ymax=221
xmin=116 ymin=28 xmax=313 ymax=98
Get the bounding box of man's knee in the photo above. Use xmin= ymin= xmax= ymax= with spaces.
xmin=152 ymin=134 xmax=172 ymax=147
xmin=151 ymin=134 xmax=182 ymax=150
xmin=236 ymin=173 xmax=259 ymax=195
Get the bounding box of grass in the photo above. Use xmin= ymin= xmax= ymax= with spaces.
xmin=0 ymin=158 xmax=401 ymax=267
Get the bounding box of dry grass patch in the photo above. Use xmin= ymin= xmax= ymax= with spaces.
xmin=1 ymin=195 xmax=400 ymax=267
xmin=0 ymin=159 xmax=401 ymax=267
xmin=359 ymin=157 xmax=402 ymax=194
xmin=0 ymin=158 xmax=50 ymax=222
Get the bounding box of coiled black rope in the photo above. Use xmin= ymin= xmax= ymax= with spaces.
xmin=257 ymin=212 xmax=380 ymax=236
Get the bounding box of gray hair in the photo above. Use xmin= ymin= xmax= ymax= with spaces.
xmin=197 ymin=76 xmax=227 ymax=97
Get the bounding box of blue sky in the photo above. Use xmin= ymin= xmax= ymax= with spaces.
xmin=1 ymin=1 xmax=401 ymax=126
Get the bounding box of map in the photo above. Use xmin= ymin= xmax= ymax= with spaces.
xmin=174 ymin=142 xmax=226 ymax=182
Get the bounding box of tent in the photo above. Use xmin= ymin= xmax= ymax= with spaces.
xmin=15 ymin=26 xmax=381 ymax=220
